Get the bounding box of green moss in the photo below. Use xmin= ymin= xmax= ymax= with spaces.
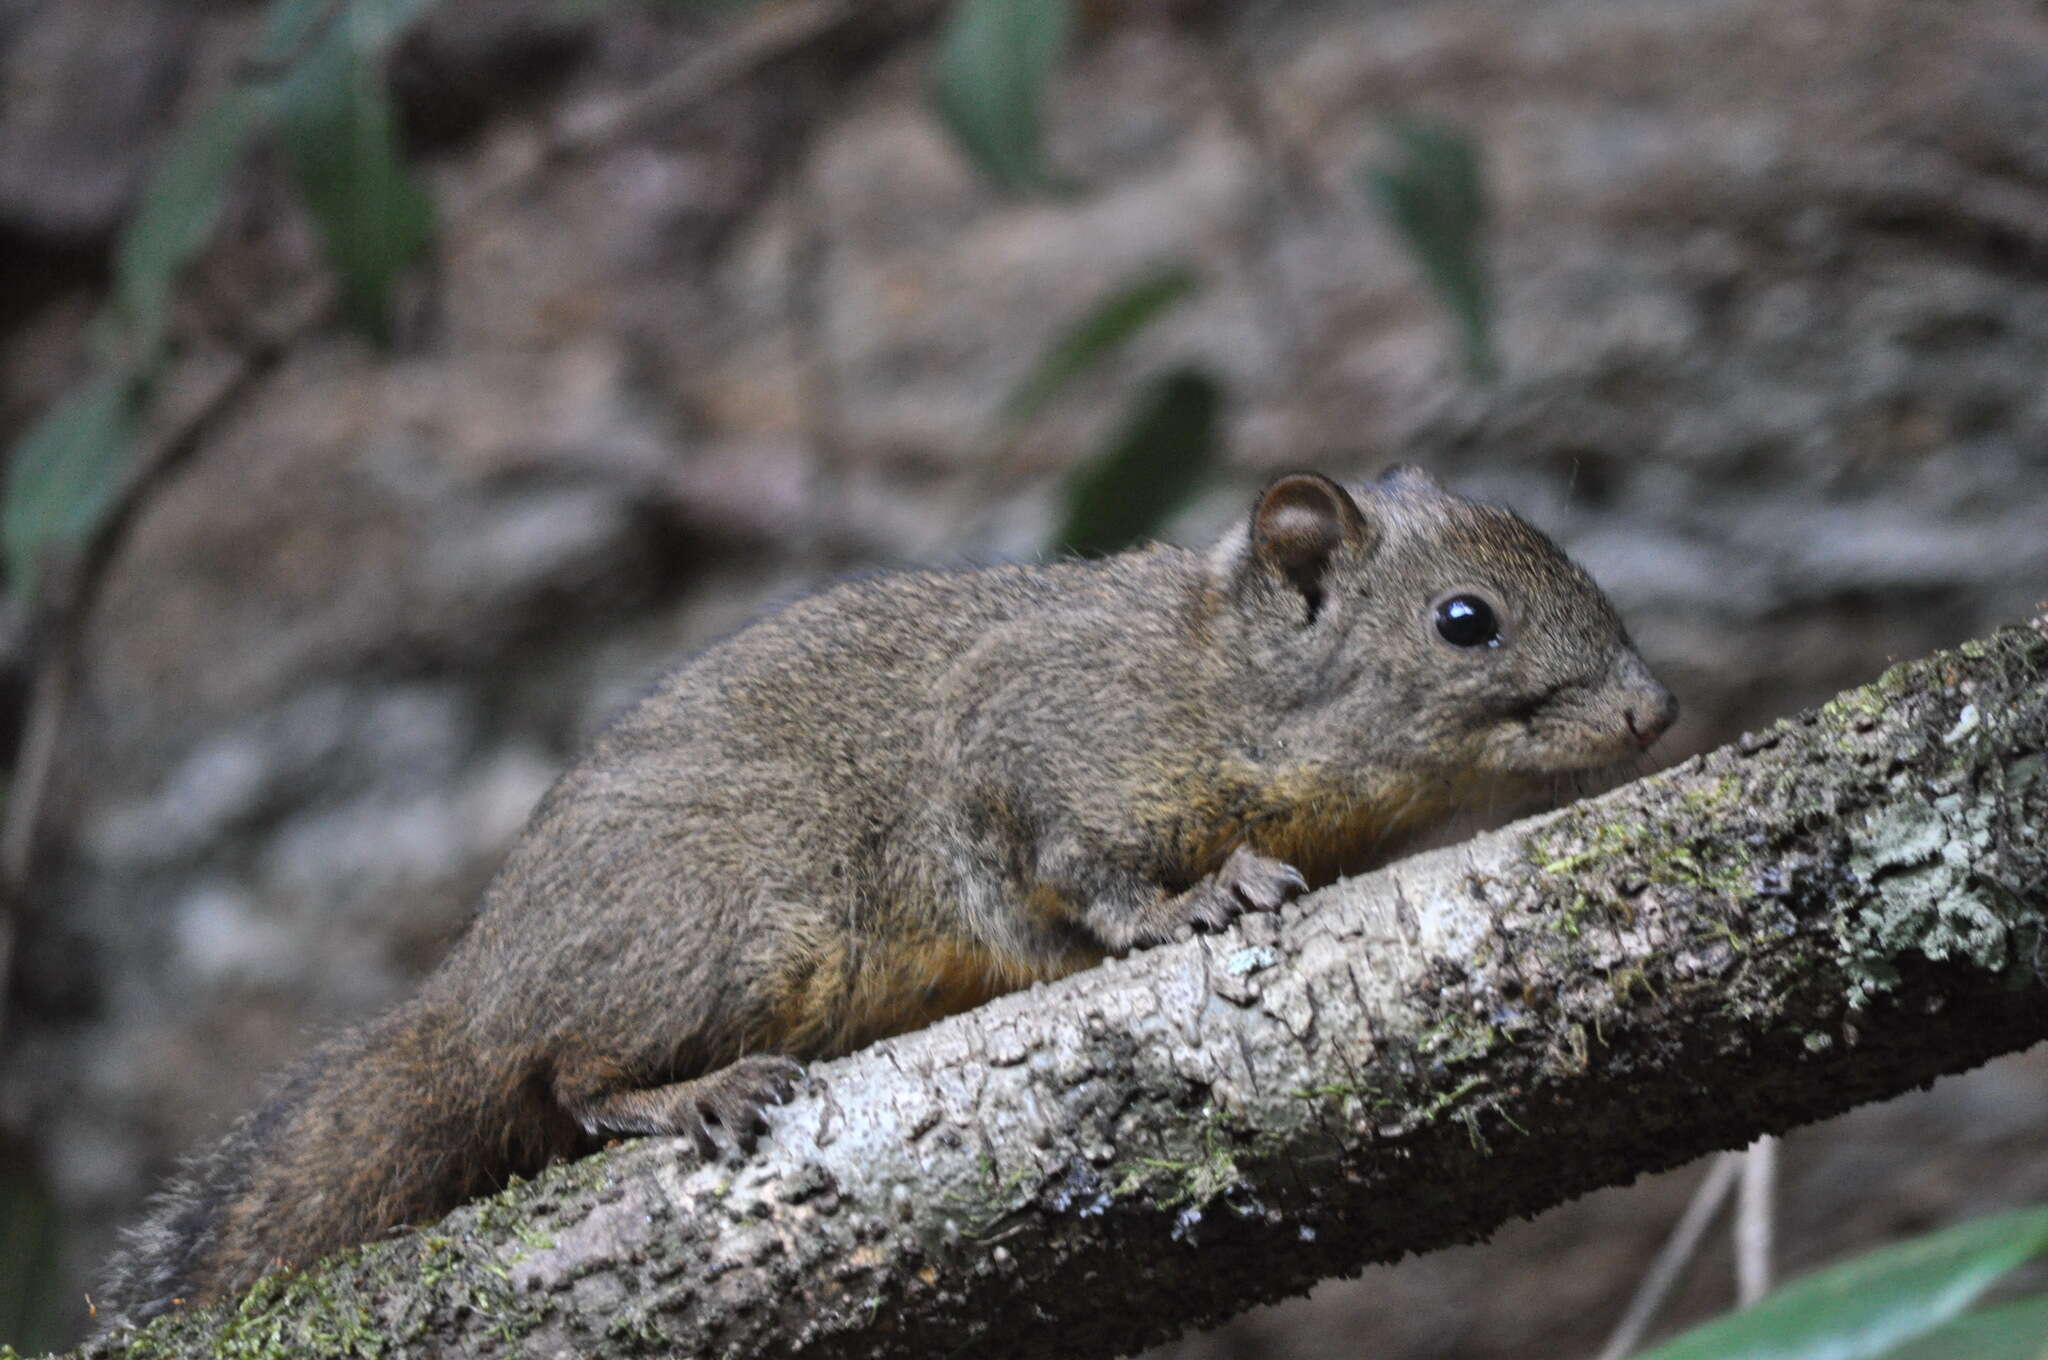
xmin=1105 ymin=1105 xmax=1285 ymax=1220
xmin=1681 ymin=774 xmax=1742 ymax=811
xmin=1290 ymin=1081 xmax=1363 ymax=1101
xmin=605 ymin=1308 xmax=674 ymax=1349
xmin=1702 ymin=919 xmax=1750 ymax=954
xmin=1532 ymin=780 xmax=1756 ymax=930
xmin=113 ymin=1182 xmax=571 ymax=1358
xmin=413 ymin=1235 xmax=457 ymax=1289
xmin=1419 ymin=1011 xmax=1499 ymax=1065
xmin=1820 ymin=688 xmax=1884 ymax=722
xmin=1117 ymin=1136 xmax=1243 ymax=1212
xmin=942 ymin=1162 xmax=1040 ymax=1240
xmin=1604 ymin=965 xmax=1657 ymax=1003
xmin=1537 ymin=818 xmax=1648 ymax=876
xmin=117 ymin=1252 xmax=388 ymax=1360
xmin=1421 ymin=1075 xmax=1488 ymax=1124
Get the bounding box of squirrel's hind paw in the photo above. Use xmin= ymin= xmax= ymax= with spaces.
xmin=1187 ymin=846 xmax=1308 ymax=933
xmin=568 ymin=1054 xmax=805 ymax=1158
xmin=678 ymin=1055 xmax=806 ymax=1157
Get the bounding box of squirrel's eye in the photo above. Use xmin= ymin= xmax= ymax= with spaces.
xmin=1434 ymin=594 xmax=1501 ymax=648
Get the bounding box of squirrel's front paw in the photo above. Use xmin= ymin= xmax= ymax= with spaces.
xmin=1186 ymin=846 xmax=1308 ymax=933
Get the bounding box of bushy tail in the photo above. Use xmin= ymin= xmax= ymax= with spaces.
xmin=98 ymin=1000 xmax=556 ymax=1328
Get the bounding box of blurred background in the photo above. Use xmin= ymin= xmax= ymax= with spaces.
xmin=1 ymin=0 xmax=2045 ymax=1353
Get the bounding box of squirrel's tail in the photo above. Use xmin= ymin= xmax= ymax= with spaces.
xmin=99 ymin=998 xmax=564 ymax=1328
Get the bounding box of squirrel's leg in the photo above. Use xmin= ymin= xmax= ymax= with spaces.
xmin=1070 ymin=845 xmax=1307 ymax=953
xmin=554 ymin=1054 xmax=805 ymax=1157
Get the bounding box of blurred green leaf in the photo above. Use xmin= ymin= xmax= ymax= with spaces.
xmin=1876 ymin=1294 xmax=2048 ymax=1360
xmin=262 ymin=0 xmax=439 ymax=65
xmin=0 ymin=1163 xmax=65 ymax=1355
xmin=3 ymin=0 xmax=447 ymax=601
xmin=1364 ymin=119 xmax=1496 ymax=382
xmin=274 ymin=0 xmax=436 ymax=342
xmin=932 ymin=0 xmax=1073 ymax=192
xmin=113 ymin=87 xmax=264 ymax=367
xmin=1002 ymin=262 xmax=1202 ymax=425
xmin=1053 ymin=365 xmax=1220 ymax=558
xmin=2 ymin=372 xmax=141 ymax=601
xmin=1636 ymin=1204 xmax=2048 ymax=1360
xmin=118 ymin=0 xmax=438 ymax=360
xmin=552 ymin=0 xmax=756 ymax=12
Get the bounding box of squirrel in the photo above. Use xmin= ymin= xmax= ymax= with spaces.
xmin=100 ymin=467 xmax=1675 ymax=1325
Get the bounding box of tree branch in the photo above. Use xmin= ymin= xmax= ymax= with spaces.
xmin=77 ymin=617 xmax=2048 ymax=1359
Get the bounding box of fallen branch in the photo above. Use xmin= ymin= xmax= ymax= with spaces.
xmin=77 ymin=616 xmax=2048 ymax=1359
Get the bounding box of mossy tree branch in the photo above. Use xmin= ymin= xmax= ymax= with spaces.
xmin=71 ymin=618 xmax=2048 ymax=1360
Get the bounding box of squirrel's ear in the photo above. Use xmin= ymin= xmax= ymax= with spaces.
xmin=1247 ymin=473 xmax=1371 ymax=609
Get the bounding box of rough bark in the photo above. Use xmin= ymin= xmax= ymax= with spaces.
xmin=66 ymin=617 xmax=2048 ymax=1359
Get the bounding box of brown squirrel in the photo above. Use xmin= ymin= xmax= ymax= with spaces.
xmin=101 ymin=467 xmax=1674 ymax=1324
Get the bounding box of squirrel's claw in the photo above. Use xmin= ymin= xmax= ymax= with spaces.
xmin=679 ymin=1055 xmax=807 ymax=1157
xmin=1227 ymin=848 xmax=1309 ymax=911
xmin=1188 ymin=846 xmax=1308 ymax=933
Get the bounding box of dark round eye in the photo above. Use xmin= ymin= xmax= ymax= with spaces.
xmin=1434 ymin=594 xmax=1501 ymax=648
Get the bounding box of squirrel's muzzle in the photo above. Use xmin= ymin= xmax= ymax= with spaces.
xmin=1611 ymin=651 xmax=1679 ymax=753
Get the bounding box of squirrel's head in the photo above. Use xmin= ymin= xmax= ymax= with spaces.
xmin=1209 ymin=467 xmax=1677 ymax=780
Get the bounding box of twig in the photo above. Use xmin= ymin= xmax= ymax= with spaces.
xmin=1183 ymin=2 xmax=1323 ymax=368
xmin=0 ymin=615 xmax=67 ymax=889
xmin=783 ymin=155 xmax=847 ymax=576
xmin=1736 ymin=1135 xmax=1778 ymax=1306
xmin=458 ymin=0 xmax=931 ymax=262
xmin=1593 ymin=1152 xmax=1742 ymax=1360
xmin=551 ymin=0 xmax=863 ymax=159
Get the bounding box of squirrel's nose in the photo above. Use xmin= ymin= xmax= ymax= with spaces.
xmin=1625 ymin=685 xmax=1680 ymax=750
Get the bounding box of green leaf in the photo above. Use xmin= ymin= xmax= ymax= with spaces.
xmin=274 ymin=0 xmax=436 ymax=343
xmin=1874 ymin=1295 xmax=2048 ymax=1360
xmin=931 ymin=0 xmax=1073 ymax=193
xmin=1636 ymin=1205 xmax=2048 ymax=1360
xmin=1363 ymin=119 xmax=1497 ymax=382
xmin=551 ymin=0 xmax=758 ymax=12
xmin=112 ymin=86 xmax=264 ymax=367
xmin=1001 ymin=262 xmax=1201 ymax=425
xmin=1052 ymin=365 xmax=1220 ymax=558
xmin=261 ymin=0 xmax=440 ymax=66
xmin=2 ymin=372 xmax=140 ymax=601
xmin=107 ymin=0 xmax=445 ymax=361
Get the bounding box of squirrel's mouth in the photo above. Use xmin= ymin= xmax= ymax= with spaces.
xmin=1478 ymin=714 xmax=1672 ymax=776
xmin=1482 ymin=663 xmax=1677 ymax=775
